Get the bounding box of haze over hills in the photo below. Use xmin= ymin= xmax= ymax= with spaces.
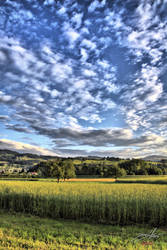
xmin=142 ymin=155 xmax=167 ymax=162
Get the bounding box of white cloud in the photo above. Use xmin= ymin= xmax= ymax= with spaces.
xmin=97 ymin=60 xmax=110 ymax=69
xmin=68 ymin=116 xmax=81 ymax=129
xmin=136 ymin=2 xmax=154 ymax=30
xmin=0 ymin=91 xmax=13 ymax=103
xmin=83 ymin=69 xmax=96 ymax=77
xmin=80 ymin=48 xmax=88 ymax=62
xmin=88 ymin=0 xmax=106 ymax=13
xmin=66 ymin=28 xmax=80 ymax=43
xmin=0 ymin=139 xmax=58 ymax=156
xmin=73 ymin=80 xmax=86 ymax=89
xmin=81 ymin=39 xmax=96 ymax=50
xmin=89 ymin=114 xmax=102 ymax=123
xmin=71 ymin=13 xmax=83 ymax=28
xmin=44 ymin=0 xmax=55 ymax=6
xmin=52 ymin=63 xmax=72 ymax=81
xmin=121 ymin=63 xmax=163 ymax=130
xmin=103 ymin=81 xmax=118 ymax=93
xmin=51 ymin=89 xmax=60 ymax=98
xmin=57 ymin=6 xmax=67 ymax=15
xmin=88 ymin=0 xmax=99 ymax=12
xmin=80 ymin=27 xmax=89 ymax=35
xmin=63 ymin=23 xmax=80 ymax=48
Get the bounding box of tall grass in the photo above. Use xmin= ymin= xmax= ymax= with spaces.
xmin=0 ymin=181 xmax=166 ymax=226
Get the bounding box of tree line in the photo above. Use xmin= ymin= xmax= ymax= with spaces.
xmin=36 ymin=158 xmax=167 ymax=182
xmin=74 ymin=159 xmax=167 ymax=177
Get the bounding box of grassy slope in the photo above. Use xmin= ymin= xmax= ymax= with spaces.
xmin=0 ymin=211 xmax=166 ymax=249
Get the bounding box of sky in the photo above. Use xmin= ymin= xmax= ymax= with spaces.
xmin=0 ymin=0 xmax=167 ymax=158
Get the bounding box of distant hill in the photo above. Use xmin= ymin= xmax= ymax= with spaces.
xmin=0 ymin=149 xmax=59 ymax=170
xmin=0 ymin=149 xmax=58 ymax=160
xmin=0 ymin=149 xmax=18 ymax=155
xmin=142 ymin=155 xmax=167 ymax=162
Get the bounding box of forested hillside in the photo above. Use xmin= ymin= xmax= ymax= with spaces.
xmin=0 ymin=149 xmax=167 ymax=177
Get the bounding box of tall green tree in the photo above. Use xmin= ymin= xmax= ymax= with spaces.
xmin=62 ymin=160 xmax=76 ymax=181
xmin=37 ymin=159 xmax=76 ymax=182
xmin=51 ymin=161 xmax=64 ymax=183
xmin=37 ymin=160 xmax=53 ymax=177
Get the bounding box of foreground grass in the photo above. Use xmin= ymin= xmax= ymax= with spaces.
xmin=0 ymin=211 xmax=166 ymax=249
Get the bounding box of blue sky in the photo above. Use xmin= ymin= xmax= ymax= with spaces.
xmin=0 ymin=0 xmax=167 ymax=158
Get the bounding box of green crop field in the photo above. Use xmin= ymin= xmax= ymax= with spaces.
xmin=0 ymin=180 xmax=166 ymax=226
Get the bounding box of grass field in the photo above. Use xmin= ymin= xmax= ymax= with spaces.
xmin=117 ymin=175 xmax=167 ymax=184
xmin=0 ymin=180 xmax=166 ymax=226
xmin=0 ymin=210 xmax=166 ymax=249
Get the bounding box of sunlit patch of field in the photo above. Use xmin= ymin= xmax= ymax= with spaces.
xmin=67 ymin=178 xmax=115 ymax=182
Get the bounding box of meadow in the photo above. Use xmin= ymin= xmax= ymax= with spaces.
xmin=117 ymin=175 xmax=167 ymax=184
xmin=0 ymin=211 xmax=167 ymax=249
xmin=0 ymin=180 xmax=167 ymax=227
